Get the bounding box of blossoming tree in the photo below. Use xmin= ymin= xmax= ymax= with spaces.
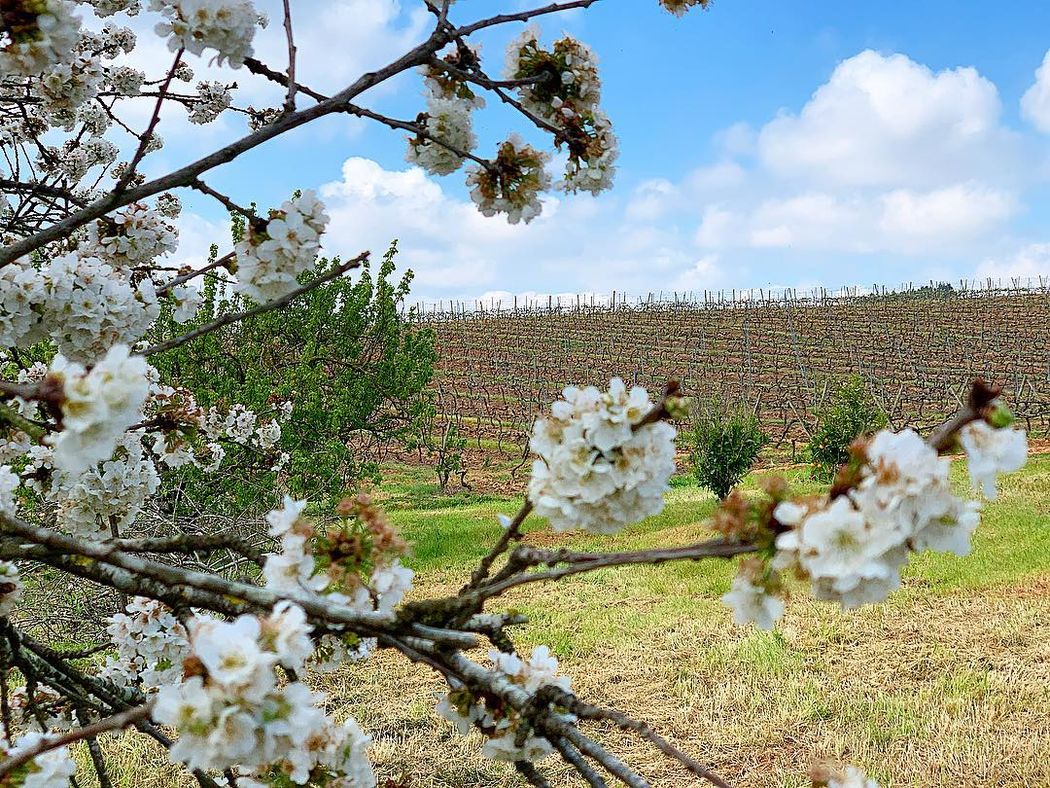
xmin=0 ymin=1 xmax=1030 ymax=787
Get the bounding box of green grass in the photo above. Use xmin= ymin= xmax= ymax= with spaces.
xmin=378 ymin=453 xmax=1050 ymax=677
xmin=390 ymin=454 xmax=1050 ymax=588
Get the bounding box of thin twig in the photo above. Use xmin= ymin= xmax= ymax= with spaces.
xmin=282 ymin=0 xmax=297 ymax=113
xmin=0 ymin=703 xmax=152 ymax=778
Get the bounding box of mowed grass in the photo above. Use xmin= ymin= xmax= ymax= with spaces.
xmin=77 ymin=456 xmax=1050 ymax=787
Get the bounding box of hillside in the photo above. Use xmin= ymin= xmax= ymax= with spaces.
xmin=418 ymin=286 xmax=1050 ymax=459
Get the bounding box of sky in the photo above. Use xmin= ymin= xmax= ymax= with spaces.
xmin=129 ymin=1 xmax=1050 ymax=304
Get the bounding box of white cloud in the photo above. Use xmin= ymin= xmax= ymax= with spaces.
xmin=698 ymin=183 xmax=1017 ymax=254
xmin=878 ymin=184 xmax=1016 ymax=245
xmin=1021 ymin=49 xmax=1050 ymax=133
xmin=170 ymin=211 xmax=232 ymax=270
xmin=669 ymin=256 xmax=726 ymax=291
xmin=625 ymin=179 xmax=678 ymax=222
xmin=165 ymin=45 xmax=1042 ymax=300
xmin=313 ymin=157 xmax=721 ymax=300
xmin=757 ymin=50 xmax=1018 ymax=188
xmin=976 ymin=243 xmax=1050 ymax=281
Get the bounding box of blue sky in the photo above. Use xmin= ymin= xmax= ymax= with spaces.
xmin=137 ymin=1 xmax=1050 ymax=303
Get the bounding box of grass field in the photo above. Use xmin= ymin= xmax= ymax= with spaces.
xmin=78 ymin=455 xmax=1050 ymax=787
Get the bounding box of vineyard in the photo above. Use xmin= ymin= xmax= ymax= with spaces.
xmin=416 ymin=283 xmax=1050 ymax=463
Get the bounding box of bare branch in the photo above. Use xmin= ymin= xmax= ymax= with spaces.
xmin=282 ymin=0 xmax=298 ymax=112
xmin=0 ymin=703 xmax=152 ymax=778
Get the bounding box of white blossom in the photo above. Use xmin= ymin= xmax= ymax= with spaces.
xmin=41 ymin=254 xmax=160 ymax=362
xmin=171 ymin=284 xmax=202 ymax=323
xmin=103 ymin=597 xmax=190 ymax=690
xmin=150 ymin=0 xmax=262 ymax=68
xmin=959 ymin=420 xmax=1028 ymax=499
xmin=49 ymin=344 xmax=151 ymax=475
xmin=721 ymin=575 xmax=784 ymax=630
xmin=0 ymin=0 xmax=81 ymax=78
xmin=51 ymin=432 xmax=160 ymax=539
xmin=466 ymin=135 xmax=550 ymax=224
xmin=776 ymin=496 xmax=907 ymax=609
xmin=0 ymin=261 xmax=47 ymax=348
xmin=0 ymin=561 xmax=23 ymax=618
xmin=153 ymin=606 xmax=375 ymax=784
xmin=825 ymin=765 xmax=881 ymax=788
xmin=91 ymin=0 xmax=142 ymax=17
xmin=406 ymin=96 xmax=476 ymax=176
xmin=528 ymin=378 xmax=675 ymax=533
xmin=254 ymin=419 xmax=281 ymax=449
xmin=188 ymin=80 xmax=232 ymax=124
xmin=438 ymin=646 xmax=568 ymax=763
xmin=81 ymin=202 xmax=177 ymax=268
xmin=370 ymin=559 xmax=414 ymax=614
xmin=235 ymin=190 xmax=328 ymax=304
xmin=190 ymin=614 xmax=275 ymax=699
xmin=0 ymin=467 xmax=19 ymax=519
xmin=4 ymin=732 xmax=77 ymax=787
xmin=108 ymin=64 xmax=145 ymax=95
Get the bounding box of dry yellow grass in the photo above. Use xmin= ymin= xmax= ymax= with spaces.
xmin=82 ymin=577 xmax=1049 ymax=788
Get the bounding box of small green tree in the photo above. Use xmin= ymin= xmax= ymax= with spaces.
xmin=686 ymin=400 xmax=766 ymax=499
xmin=150 ymin=241 xmax=437 ymax=514
xmin=808 ymin=376 xmax=887 ymax=481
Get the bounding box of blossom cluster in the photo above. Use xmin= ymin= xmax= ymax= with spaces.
xmin=0 ymin=560 xmax=23 ymax=617
xmin=81 ymin=202 xmax=178 ymax=268
xmin=1 ymin=363 xmax=278 ymax=544
xmin=149 ymin=0 xmax=263 ymax=68
xmin=188 ymin=79 xmax=233 ymax=124
xmin=149 ymin=394 xmax=292 ymax=473
xmin=1 ymin=253 xmax=162 ymax=363
xmin=234 ymin=190 xmax=329 ymax=304
xmin=466 ymin=135 xmax=550 ymax=225
xmin=151 ymin=603 xmax=375 ymax=785
xmin=407 ymin=47 xmax=485 ymax=177
xmin=51 ymin=431 xmax=160 ymax=539
xmin=437 ymin=645 xmax=570 ymax=762
xmin=506 ymin=28 xmax=619 ymax=195
xmin=406 ymin=97 xmax=476 ymax=176
xmin=102 ymin=596 xmax=190 ymax=690
xmin=528 ymin=377 xmax=676 ymax=533
xmin=722 ymin=413 xmax=1028 ymax=627
xmin=262 ymin=495 xmax=413 ymax=663
xmin=47 ymin=344 xmax=151 ymax=474
xmin=659 ymin=0 xmax=712 ymax=15
xmin=6 ymin=683 xmax=76 ymax=737
xmin=0 ymin=0 xmax=81 ymax=78
xmin=812 ymin=764 xmax=881 ymax=788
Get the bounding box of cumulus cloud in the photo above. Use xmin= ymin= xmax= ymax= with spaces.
xmin=701 ymin=183 xmax=1017 ymax=254
xmin=757 ymin=50 xmax=1019 ymax=188
xmin=1021 ymin=50 xmax=1050 ymax=133
xmin=314 ymin=158 xmax=725 ymax=300
xmin=168 ymin=46 xmax=1042 ymax=300
xmin=976 ymin=244 xmax=1050 ymax=281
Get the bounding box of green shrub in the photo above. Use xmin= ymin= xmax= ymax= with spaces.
xmin=808 ymin=376 xmax=887 ymax=481
xmin=686 ymin=400 xmax=766 ymax=499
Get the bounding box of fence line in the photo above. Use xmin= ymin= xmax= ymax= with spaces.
xmin=407 ymin=278 xmax=1050 ymax=322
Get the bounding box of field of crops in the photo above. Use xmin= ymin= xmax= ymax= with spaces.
xmin=417 ymin=285 xmax=1050 ymax=461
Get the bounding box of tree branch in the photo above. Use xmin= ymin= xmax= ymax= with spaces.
xmin=0 ymin=703 xmax=152 ymax=778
